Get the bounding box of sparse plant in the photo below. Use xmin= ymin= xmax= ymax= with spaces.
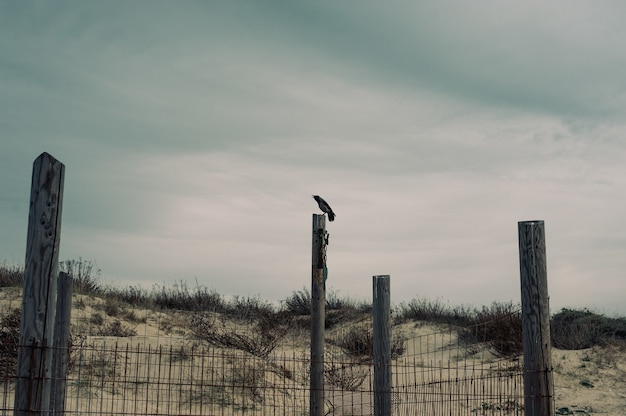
xmin=0 ymin=263 xmax=24 ymax=287
xmin=551 ymin=308 xmax=626 ymax=350
xmin=326 ymin=289 xmax=371 ymax=313
xmin=460 ymin=302 xmax=522 ymax=357
xmin=282 ymin=288 xmax=311 ymax=315
xmin=190 ymin=312 xmax=286 ymax=358
xmin=283 ymin=288 xmax=371 ymax=317
xmin=395 ymin=297 xmax=474 ymax=326
xmin=225 ymin=295 xmax=275 ymax=321
xmin=325 ymin=362 xmax=368 ymax=390
xmin=74 ymin=297 xmax=87 ymax=309
xmin=81 ymin=354 xmax=118 ymax=379
xmin=330 ymin=326 xmax=406 ymax=359
xmin=97 ymin=320 xmax=137 ymax=337
xmin=0 ymin=308 xmax=21 ymax=376
xmin=90 ymin=312 xmax=105 ymax=326
xmin=122 ymin=309 xmax=146 ymax=323
xmin=170 ymin=346 xmax=192 ymax=362
xmin=152 ymin=280 xmax=224 ymax=312
xmin=103 ymin=298 xmax=122 ymax=317
xmin=60 ymin=258 xmax=103 ymax=295
xmin=115 ymin=285 xmax=151 ymax=307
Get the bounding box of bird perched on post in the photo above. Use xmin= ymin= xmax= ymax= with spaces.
xmin=312 ymin=195 xmax=336 ymax=221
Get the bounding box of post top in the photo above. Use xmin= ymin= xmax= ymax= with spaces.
xmin=518 ymin=220 xmax=544 ymax=225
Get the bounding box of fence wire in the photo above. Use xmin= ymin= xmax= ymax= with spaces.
xmin=0 ymin=301 xmax=529 ymax=416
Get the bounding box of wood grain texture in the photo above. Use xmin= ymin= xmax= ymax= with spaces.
xmin=310 ymin=214 xmax=326 ymax=416
xmin=373 ymin=275 xmax=391 ymax=416
xmin=51 ymin=271 xmax=73 ymax=416
xmin=15 ymin=153 xmax=65 ymax=416
xmin=518 ymin=221 xmax=554 ymax=416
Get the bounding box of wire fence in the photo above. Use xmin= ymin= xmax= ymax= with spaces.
xmin=0 ymin=297 xmax=528 ymax=416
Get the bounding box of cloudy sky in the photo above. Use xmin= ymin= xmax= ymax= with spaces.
xmin=1 ymin=1 xmax=625 ymax=314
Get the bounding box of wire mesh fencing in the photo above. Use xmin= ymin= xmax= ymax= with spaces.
xmin=0 ymin=298 xmax=529 ymax=416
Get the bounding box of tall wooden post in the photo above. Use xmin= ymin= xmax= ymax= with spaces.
xmin=310 ymin=214 xmax=327 ymax=416
xmin=518 ymin=220 xmax=554 ymax=416
xmin=15 ymin=152 xmax=65 ymax=416
xmin=373 ymin=275 xmax=391 ymax=416
xmin=51 ymin=271 xmax=73 ymax=416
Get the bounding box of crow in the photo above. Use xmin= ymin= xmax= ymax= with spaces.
xmin=312 ymin=195 xmax=336 ymax=221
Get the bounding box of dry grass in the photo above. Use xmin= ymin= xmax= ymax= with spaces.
xmin=3 ymin=262 xmax=626 ymax=414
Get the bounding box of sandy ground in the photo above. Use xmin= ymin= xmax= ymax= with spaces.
xmin=2 ymin=288 xmax=626 ymax=415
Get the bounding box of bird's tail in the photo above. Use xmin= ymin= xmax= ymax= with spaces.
xmin=328 ymin=212 xmax=335 ymax=221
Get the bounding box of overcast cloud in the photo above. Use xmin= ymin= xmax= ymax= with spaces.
xmin=1 ymin=1 xmax=626 ymax=313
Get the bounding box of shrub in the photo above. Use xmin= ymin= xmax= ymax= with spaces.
xmin=225 ymin=295 xmax=275 ymax=321
xmin=0 ymin=264 xmax=23 ymax=287
xmin=103 ymin=298 xmax=122 ymax=317
xmin=60 ymin=258 xmax=103 ymax=295
xmin=395 ymin=297 xmax=474 ymax=326
xmin=152 ymin=280 xmax=224 ymax=312
xmin=190 ymin=312 xmax=288 ymax=358
xmin=96 ymin=320 xmax=137 ymax=337
xmin=283 ymin=288 xmax=371 ymax=316
xmin=551 ymin=308 xmax=626 ymax=350
xmin=325 ymin=362 xmax=368 ymax=390
xmin=459 ymin=302 xmax=522 ymax=357
xmin=0 ymin=308 xmax=21 ymax=376
xmin=115 ymin=285 xmax=151 ymax=307
xmin=330 ymin=326 xmax=406 ymax=360
xmin=282 ymin=288 xmax=311 ymax=315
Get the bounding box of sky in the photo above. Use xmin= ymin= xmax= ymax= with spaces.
xmin=1 ymin=1 xmax=626 ymax=314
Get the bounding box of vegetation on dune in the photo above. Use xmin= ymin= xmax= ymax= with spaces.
xmin=2 ymin=260 xmax=626 ymax=359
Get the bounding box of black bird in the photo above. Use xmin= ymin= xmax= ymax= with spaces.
xmin=312 ymin=195 xmax=336 ymax=221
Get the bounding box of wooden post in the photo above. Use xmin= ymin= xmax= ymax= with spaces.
xmin=373 ymin=275 xmax=391 ymax=416
xmin=15 ymin=152 xmax=65 ymax=416
xmin=518 ymin=220 xmax=554 ymax=416
xmin=50 ymin=271 xmax=73 ymax=416
xmin=310 ymin=214 xmax=327 ymax=416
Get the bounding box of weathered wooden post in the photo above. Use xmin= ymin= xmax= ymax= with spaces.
xmin=50 ymin=271 xmax=73 ymax=416
xmin=518 ymin=220 xmax=554 ymax=416
xmin=15 ymin=152 xmax=65 ymax=416
xmin=310 ymin=214 xmax=327 ymax=416
xmin=373 ymin=275 xmax=391 ymax=416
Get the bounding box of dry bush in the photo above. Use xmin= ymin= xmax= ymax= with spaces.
xmin=114 ymin=285 xmax=151 ymax=307
xmin=325 ymin=362 xmax=368 ymax=390
xmin=0 ymin=264 xmax=24 ymax=287
xmin=333 ymin=327 xmax=373 ymax=358
xmin=96 ymin=319 xmax=137 ymax=337
xmin=325 ymin=309 xmax=365 ymax=329
xmin=60 ymin=258 xmax=103 ymax=295
xmin=283 ymin=288 xmax=371 ymax=317
xmin=460 ymin=302 xmax=523 ymax=358
xmin=190 ymin=312 xmax=288 ymax=358
xmin=225 ymin=295 xmax=275 ymax=321
xmin=395 ymin=297 xmax=474 ymax=326
xmin=152 ymin=280 xmax=224 ymax=312
xmin=0 ymin=308 xmax=20 ymax=376
xmin=90 ymin=312 xmax=105 ymax=326
xmin=283 ymin=288 xmax=312 ymax=315
xmin=330 ymin=326 xmax=406 ymax=360
xmin=103 ymin=297 xmax=122 ymax=317
xmin=551 ymin=308 xmax=626 ymax=350
xmin=396 ymin=298 xmax=522 ymax=357
xmin=183 ymin=359 xmax=265 ymax=410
